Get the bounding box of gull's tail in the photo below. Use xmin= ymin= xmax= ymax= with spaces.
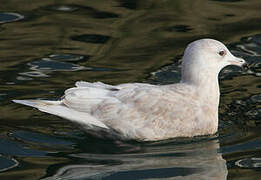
xmin=12 ymin=99 xmax=109 ymax=129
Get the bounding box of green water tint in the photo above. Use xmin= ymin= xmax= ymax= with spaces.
xmin=0 ymin=0 xmax=260 ymax=179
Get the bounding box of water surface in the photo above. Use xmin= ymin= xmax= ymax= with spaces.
xmin=0 ymin=0 xmax=261 ymax=179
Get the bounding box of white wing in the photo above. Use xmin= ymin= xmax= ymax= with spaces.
xmin=12 ymin=99 xmax=109 ymax=129
xmin=13 ymin=81 xmax=202 ymax=140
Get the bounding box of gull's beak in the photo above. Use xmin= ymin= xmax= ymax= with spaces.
xmin=228 ymin=56 xmax=247 ymax=68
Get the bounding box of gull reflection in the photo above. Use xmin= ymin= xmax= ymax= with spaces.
xmin=43 ymin=139 xmax=227 ymax=180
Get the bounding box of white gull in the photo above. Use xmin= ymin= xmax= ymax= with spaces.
xmin=13 ymin=39 xmax=246 ymax=141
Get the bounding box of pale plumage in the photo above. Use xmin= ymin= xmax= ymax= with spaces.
xmin=13 ymin=39 xmax=246 ymax=141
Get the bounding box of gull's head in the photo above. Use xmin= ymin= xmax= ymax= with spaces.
xmin=181 ymin=39 xmax=246 ymax=84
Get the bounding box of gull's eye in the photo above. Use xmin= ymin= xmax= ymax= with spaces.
xmin=218 ymin=50 xmax=226 ymax=57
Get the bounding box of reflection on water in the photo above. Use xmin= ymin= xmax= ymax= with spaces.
xmin=0 ymin=155 xmax=19 ymax=173
xmin=43 ymin=139 xmax=227 ymax=180
xmin=0 ymin=0 xmax=261 ymax=179
xmin=236 ymin=157 xmax=261 ymax=168
xmin=0 ymin=12 xmax=24 ymax=24
xmin=19 ymin=58 xmax=87 ymax=78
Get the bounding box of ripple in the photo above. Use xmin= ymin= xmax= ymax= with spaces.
xmin=71 ymin=34 xmax=111 ymax=44
xmin=48 ymin=53 xmax=88 ymax=62
xmin=235 ymin=44 xmax=260 ymax=56
xmin=119 ymin=0 xmax=138 ymax=10
xmin=28 ymin=58 xmax=86 ymax=71
xmin=148 ymin=63 xmax=181 ymax=85
xmin=252 ymin=62 xmax=261 ymax=73
xmin=16 ymin=57 xmax=119 ymax=80
xmin=235 ymin=100 xmax=247 ymax=106
xmin=248 ymin=35 xmax=261 ymax=45
xmin=16 ymin=76 xmax=33 ymax=81
xmin=47 ymin=4 xmax=79 ymax=12
xmin=19 ymin=71 xmax=49 ymax=77
xmin=11 ymin=131 xmax=73 ymax=147
xmin=18 ymin=58 xmax=86 ymax=78
xmin=245 ymin=109 xmax=261 ymax=120
xmin=0 ymin=155 xmax=19 ymax=172
xmin=251 ymin=94 xmax=261 ymax=103
xmin=0 ymin=138 xmax=45 ymax=157
xmin=224 ymin=14 xmax=235 ymax=17
xmin=93 ymin=11 xmax=119 ymax=19
xmin=255 ymin=73 xmax=261 ymax=77
xmin=0 ymin=12 xmax=24 ymax=24
xmin=231 ymin=35 xmax=261 ymax=58
xmin=235 ymin=157 xmax=261 ymax=168
xmin=0 ymin=93 xmax=6 ymax=101
xmin=44 ymin=4 xmax=119 ymax=19
xmin=166 ymin=25 xmax=193 ymax=33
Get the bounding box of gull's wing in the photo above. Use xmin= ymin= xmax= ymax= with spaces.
xmin=62 ymin=82 xmax=200 ymax=140
xmin=12 ymin=99 xmax=109 ymax=129
xmin=14 ymin=81 xmax=201 ymax=140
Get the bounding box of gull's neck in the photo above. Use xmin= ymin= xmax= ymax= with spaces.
xmin=181 ymin=68 xmax=220 ymax=107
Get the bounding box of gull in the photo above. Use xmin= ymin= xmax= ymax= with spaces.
xmin=13 ymin=39 xmax=246 ymax=141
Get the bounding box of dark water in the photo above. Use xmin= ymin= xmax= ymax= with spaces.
xmin=0 ymin=0 xmax=260 ymax=179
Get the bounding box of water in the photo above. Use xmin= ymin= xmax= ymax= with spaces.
xmin=0 ymin=0 xmax=260 ymax=179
